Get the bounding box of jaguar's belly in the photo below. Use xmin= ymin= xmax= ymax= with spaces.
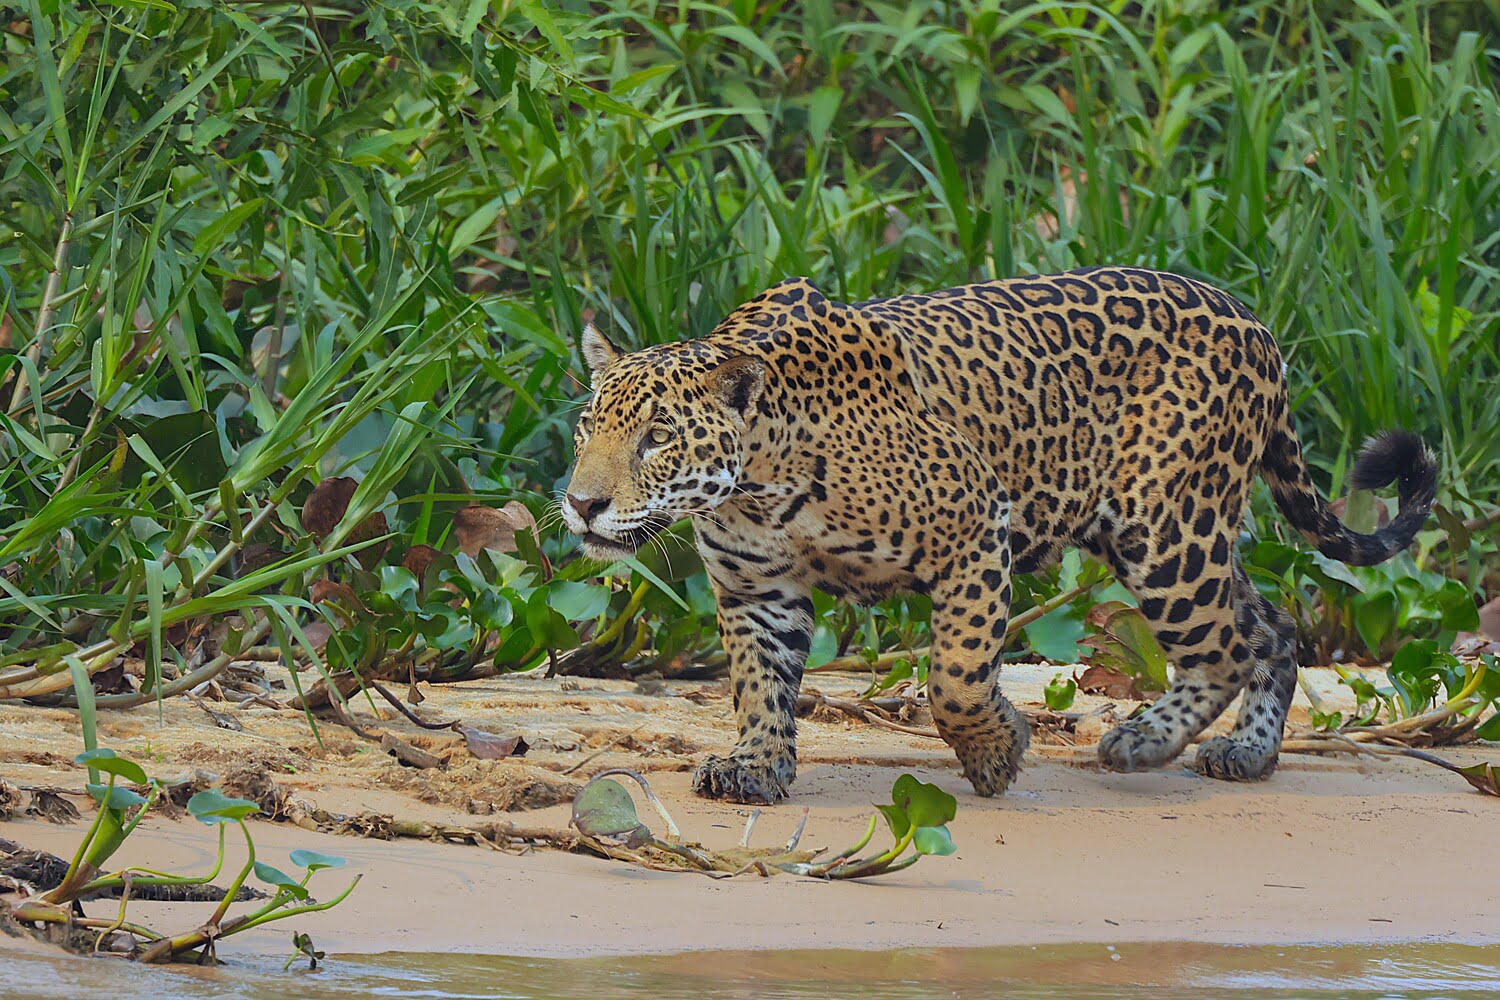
xmin=798 ymin=544 xmax=921 ymax=604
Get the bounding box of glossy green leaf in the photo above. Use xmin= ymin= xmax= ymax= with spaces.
xmin=86 ymin=782 xmax=148 ymax=810
xmin=891 ymin=774 xmax=956 ymax=830
xmin=547 ymin=581 xmax=610 ymax=622
xmin=290 ymin=849 xmax=348 ymax=872
xmin=192 ymin=198 xmax=264 ymax=255
xmin=378 ymin=566 xmax=420 ymax=612
xmin=471 ymin=589 xmax=515 ymax=630
xmin=255 ymin=861 xmax=311 ymax=899
xmin=76 ymin=748 xmax=148 ymax=785
xmin=1354 ymin=592 xmax=1399 ymax=658
xmin=1044 ymin=674 xmax=1077 ymax=711
xmin=525 ymin=589 xmax=579 ymax=651
xmin=805 ymin=624 xmax=839 ymax=670
xmin=876 ymin=802 xmax=909 ymax=840
xmin=187 ymin=788 xmax=260 ymax=824
xmin=912 ymin=825 xmax=957 ymax=856
xmin=1476 ymin=713 xmax=1500 ymax=741
xmin=1024 ymin=606 xmax=1085 ymax=663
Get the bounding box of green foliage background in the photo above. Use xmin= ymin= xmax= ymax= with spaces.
xmin=1 ymin=0 xmax=1497 ymax=699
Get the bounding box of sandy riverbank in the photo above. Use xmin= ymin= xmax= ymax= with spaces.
xmin=1 ymin=665 xmax=1496 ymax=957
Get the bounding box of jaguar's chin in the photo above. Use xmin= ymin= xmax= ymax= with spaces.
xmin=580 ymin=531 xmax=638 ymax=561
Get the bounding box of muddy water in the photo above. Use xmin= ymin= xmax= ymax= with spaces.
xmin=2 ymin=942 xmax=1498 ymax=999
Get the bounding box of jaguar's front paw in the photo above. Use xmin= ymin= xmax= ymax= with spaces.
xmin=945 ymin=717 xmax=1029 ymax=797
xmin=690 ymin=752 xmax=794 ymax=804
xmin=952 ymin=738 xmax=1024 ymax=797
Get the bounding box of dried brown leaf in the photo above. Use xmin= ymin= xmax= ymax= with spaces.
xmin=301 ymin=476 xmax=388 ymax=568
xmin=1074 ymin=663 xmax=1144 ymax=701
xmin=298 ymin=621 xmax=333 ymax=656
xmin=26 ymin=790 xmax=80 ymax=824
xmin=454 ymin=502 xmax=536 ymax=558
xmin=347 ymin=510 xmax=389 ymax=570
xmin=453 ymin=723 xmax=529 ymax=760
xmin=1457 ymin=762 xmax=1499 ymax=797
xmin=1079 ymin=601 xmax=1169 ymax=692
xmin=236 ymin=542 xmax=287 ymax=578
xmin=0 ymin=778 xmax=19 ymax=821
xmin=401 ymin=544 xmax=439 ymax=581
xmin=301 ymin=477 xmax=358 ymax=539
xmin=1479 ymin=596 xmax=1500 ymax=641
xmin=309 ymin=580 xmax=364 ymax=615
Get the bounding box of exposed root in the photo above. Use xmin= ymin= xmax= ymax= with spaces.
xmin=0 ymin=838 xmax=264 ymax=902
xmin=797 ymin=689 xmax=940 ymax=739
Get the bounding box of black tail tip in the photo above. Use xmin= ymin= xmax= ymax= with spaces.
xmin=1348 ymin=430 xmax=1438 ymax=496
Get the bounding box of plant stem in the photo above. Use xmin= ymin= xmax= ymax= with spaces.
xmin=593 ymin=581 xmax=650 ymax=650
xmin=218 ymin=874 xmax=362 ymax=934
xmin=8 ymin=899 xmax=162 ymax=941
xmin=183 ymin=493 xmax=284 ymax=598
xmin=805 ymin=815 xmax=878 ymax=876
xmin=1445 ymin=661 xmax=1487 ymax=709
xmin=7 ymin=212 xmax=73 ymax=415
xmin=44 ymin=775 xmax=113 ymax=904
xmin=52 ymin=612 xmax=273 ymax=709
xmin=207 ymin=820 xmax=255 ymax=928
xmin=56 ymin=405 xmax=99 ymax=492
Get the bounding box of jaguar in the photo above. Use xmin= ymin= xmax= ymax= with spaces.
xmin=562 ymin=268 xmax=1437 ymax=804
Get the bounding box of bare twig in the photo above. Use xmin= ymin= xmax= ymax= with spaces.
xmin=561 ymin=722 xmax=648 ymax=775
xmin=797 ymin=689 xmax=942 ymax=739
xmin=739 ymin=809 xmax=761 ymax=848
xmin=784 ymin=807 xmax=810 ymax=850
xmin=323 ymin=696 xmax=380 ymax=741
xmin=369 ymin=681 xmax=454 ymax=730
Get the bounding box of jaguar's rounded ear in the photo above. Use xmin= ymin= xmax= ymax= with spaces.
xmin=580 ymin=323 xmax=623 ymax=383
xmin=707 ymin=355 xmax=766 ymax=419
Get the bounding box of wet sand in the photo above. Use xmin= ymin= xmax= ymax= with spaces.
xmin=1 ymin=665 xmax=1496 ymax=957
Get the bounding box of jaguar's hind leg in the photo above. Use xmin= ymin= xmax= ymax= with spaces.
xmin=1195 ymin=567 xmax=1298 ymax=780
xmin=1094 ymin=522 xmax=1255 ymax=772
xmin=926 ymin=520 xmax=1028 ymax=797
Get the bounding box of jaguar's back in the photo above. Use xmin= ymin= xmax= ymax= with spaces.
xmin=856 ymin=266 xmax=1289 ymax=572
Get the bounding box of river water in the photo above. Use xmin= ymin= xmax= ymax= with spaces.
xmin=3 ymin=941 xmax=1498 ymax=998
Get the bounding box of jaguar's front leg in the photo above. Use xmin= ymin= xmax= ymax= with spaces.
xmin=691 ymin=577 xmax=813 ymax=804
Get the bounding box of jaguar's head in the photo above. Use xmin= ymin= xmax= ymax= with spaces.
xmin=563 ymin=324 xmax=767 ymax=560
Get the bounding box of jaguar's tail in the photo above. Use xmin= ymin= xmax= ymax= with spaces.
xmin=1260 ymin=398 xmax=1437 ymax=567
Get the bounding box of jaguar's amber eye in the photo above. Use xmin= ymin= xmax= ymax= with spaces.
xmin=647 ymin=425 xmax=672 ymax=447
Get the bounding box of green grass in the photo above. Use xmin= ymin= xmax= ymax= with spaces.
xmin=0 ymin=0 xmax=1495 ymax=701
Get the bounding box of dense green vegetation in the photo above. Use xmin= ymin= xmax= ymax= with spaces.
xmin=1 ymin=1 xmax=1496 ymax=714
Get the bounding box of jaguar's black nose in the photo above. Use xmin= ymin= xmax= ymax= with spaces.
xmin=567 ymin=493 xmax=611 ymax=524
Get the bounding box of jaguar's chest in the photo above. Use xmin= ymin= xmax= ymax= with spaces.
xmin=701 ymin=496 xmax=921 ymax=602
xmin=783 ymin=503 xmax=923 ymax=601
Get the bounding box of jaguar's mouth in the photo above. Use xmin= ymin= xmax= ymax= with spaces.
xmin=580 ymin=518 xmax=670 ymax=560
